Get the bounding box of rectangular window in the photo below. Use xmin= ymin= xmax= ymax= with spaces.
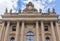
xmin=12 ymin=26 xmax=16 ymax=31
xmin=44 ymin=25 xmax=48 ymax=31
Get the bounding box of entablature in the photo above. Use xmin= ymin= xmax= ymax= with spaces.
xmin=2 ymin=13 xmax=58 ymax=18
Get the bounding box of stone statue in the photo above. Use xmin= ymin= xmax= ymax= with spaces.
xmin=48 ymin=8 xmax=50 ymax=13
xmin=52 ymin=8 xmax=55 ymax=13
xmin=10 ymin=9 xmax=12 ymax=13
xmin=39 ymin=9 xmax=42 ymax=13
xmin=5 ymin=8 xmax=8 ymax=13
xmin=19 ymin=9 xmax=21 ymax=13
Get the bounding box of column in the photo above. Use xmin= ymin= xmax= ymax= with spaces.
xmin=4 ymin=21 xmax=10 ymax=41
xmin=15 ymin=21 xmax=20 ymax=41
xmin=41 ymin=21 xmax=45 ymax=41
xmin=20 ymin=21 xmax=24 ymax=41
xmin=36 ymin=21 xmax=39 ymax=41
xmin=55 ymin=21 xmax=60 ymax=41
xmin=0 ymin=22 xmax=5 ymax=41
xmin=50 ymin=21 xmax=56 ymax=41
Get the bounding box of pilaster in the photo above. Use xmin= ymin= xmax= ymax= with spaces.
xmin=0 ymin=22 xmax=5 ymax=41
xmin=4 ymin=21 xmax=10 ymax=41
xmin=41 ymin=21 xmax=45 ymax=41
xmin=20 ymin=21 xmax=24 ymax=41
xmin=55 ymin=21 xmax=60 ymax=41
xmin=15 ymin=21 xmax=20 ymax=41
xmin=50 ymin=21 xmax=56 ymax=41
xmin=36 ymin=21 xmax=39 ymax=41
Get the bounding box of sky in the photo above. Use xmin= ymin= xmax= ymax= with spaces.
xmin=0 ymin=0 xmax=60 ymax=18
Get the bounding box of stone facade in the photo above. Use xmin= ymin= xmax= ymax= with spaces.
xmin=0 ymin=2 xmax=60 ymax=41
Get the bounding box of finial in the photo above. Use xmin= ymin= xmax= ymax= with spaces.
xmin=19 ymin=9 xmax=21 ymax=13
xmin=10 ymin=9 xmax=12 ymax=13
xmin=52 ymin=8 xmax=55 ymax=13
xmin=39 ymin=9 xmax=42 ymax=13
xmin=26 ymin=2 xmax=34 ymax=7
xmin=5 ymin=8 xmax=8 ymax=13
xmin=28 ymin=2 xmax=32 ymax=6
xmin=48 ymin=8 xmax=50 ymax=13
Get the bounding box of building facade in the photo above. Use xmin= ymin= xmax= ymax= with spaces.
xmin=0 ymin=2 xmax=60 ymax=41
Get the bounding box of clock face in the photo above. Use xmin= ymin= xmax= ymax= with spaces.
xmin=28 ymin=6 xmax=33 ymax=10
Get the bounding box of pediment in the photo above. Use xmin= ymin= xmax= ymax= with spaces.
xmin=23 ymin=2 xmax=38 ymax=13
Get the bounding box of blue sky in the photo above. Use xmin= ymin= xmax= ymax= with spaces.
xmin=55 ymin=0 xmax=60 ymax=15
xmin=0 ymin=0 xmax=60 ymax=17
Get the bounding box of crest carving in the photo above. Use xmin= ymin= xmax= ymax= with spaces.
xmin=23 ymin=2 xmax=37 ymax=13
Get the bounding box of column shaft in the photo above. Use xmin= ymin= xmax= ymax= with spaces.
xmin=55 ymin=22 xmax=60 ymax=41
xmin=0 ymin=22 xmax=5 ymax=41
xmin=51 ymin=21 xmax=56 ymax=41
xmin=15 ymin=21 xmax=20 ymax=41
xmin=20 ymin=21 xmax=24 ymax=41
xmin=4 ymin=21 xmax=10 ymax=41
xmin=41 ymin=21 xmax=45 ymax=41
xmin=36 ymin=21 xmax=39 ymax=41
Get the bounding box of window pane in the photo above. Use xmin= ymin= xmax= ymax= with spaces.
xmin=12 ymin=26 xmax=16 ymax=31
xmin=46 ymin=37 xmax=50 ymax=41
xmin=44 ymin=26 xmax=48 ymax=31
xmin=10 ymin=37 xmax=15 ymax=41
xmin=26 ymin=32 xmax=34 ymax=41
xmin=46 ymin=39 xmax=50 ymax=41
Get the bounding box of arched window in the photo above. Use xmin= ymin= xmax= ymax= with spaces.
xmin=10 ymin=37 xmax=15 ymax=41
xmin=46 ymin=37 xmax=50 ymax=41
xmin=26 ymin=31 xmax=34 ymax=41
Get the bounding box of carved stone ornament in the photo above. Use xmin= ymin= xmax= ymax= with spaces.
xmin=27 ymin=6 xmax=33 ymax=10
xmin=23 ymin=2 xmax=37 ymax=12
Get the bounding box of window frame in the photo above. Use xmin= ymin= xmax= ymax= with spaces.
xmin=11 ymin=25 xmax=16 ymax=31
xmin=10 ymin=37 xmax=15 ymax=41
xmin=44 ymin=25 xmax=49 ymax=31
xmin=26 ymin=31 xmax=34 ymax=41
xmin=46 ymin=37 xmax=50 ymax=41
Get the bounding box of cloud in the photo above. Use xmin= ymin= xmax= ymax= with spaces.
xmin=19 ymin=0 xmax=56 ymax=12
xmin=21 ymin=0 xmax=44 ymax=11
xmin=42 ymin=0 xmax=47 ymax=4
xmin=0 ymin=0 xmax=56 ymax=19
xmin=0 ymin=0 xmax=18 ymax=15
xmin=48 ymin=0 xmax=56 ymax=3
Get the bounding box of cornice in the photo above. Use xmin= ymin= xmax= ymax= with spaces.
xmin=2 ymin=13 xmax=58 ymax=18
